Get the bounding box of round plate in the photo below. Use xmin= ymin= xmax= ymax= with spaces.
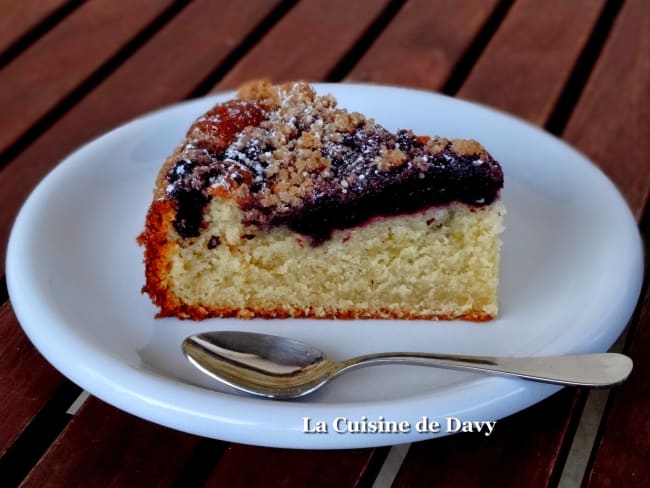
xmin=7 ymin=84 xmax=643 ymax=449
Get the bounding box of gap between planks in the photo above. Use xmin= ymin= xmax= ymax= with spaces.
xmin=63 ymin=389 xmax=411 ymax=487
xmin=0 ymin=0 xmax=84 ymax=71
xmin=545 ymin=0 xmax=625 ymax=135
xmin=325 ymin=0 xmax=407 ymax=82
xmin=66 ymin=390 xmax=91 ymax=415
xmin=57 ymin=384 xmax=626 ymax=488
xmin=0 ymin=381 xmax=82 ymax=487
xmin=0 ymin=276 xmax=7 ymax=303
xmin=545 ymin=1 xmax=634 ymax=485
xmin=372 ymin=443 xmax=411 ymax=488
xmin=441 ymin=0 xmax=515 ymax=95
xmin=187 ymin=0 xmax=299 ymax=98
xmin=556 ymin=332 xmax=627 ymax=487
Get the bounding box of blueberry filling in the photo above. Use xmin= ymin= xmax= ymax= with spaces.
xmin=166 ymin=127 xmax=502 ymax=242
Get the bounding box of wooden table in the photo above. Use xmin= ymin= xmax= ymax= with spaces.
xmin=0 ymin=1 xmax=647 ymax=486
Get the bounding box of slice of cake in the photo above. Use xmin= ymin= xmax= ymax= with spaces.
xmin=139 ymin=81 xmax=504 ymax=320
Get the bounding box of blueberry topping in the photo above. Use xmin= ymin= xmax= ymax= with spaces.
xmin=207 ymin=235 xmax=221 ymax=249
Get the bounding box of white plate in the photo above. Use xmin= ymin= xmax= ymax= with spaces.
xmin=7 ymin=84 xmax=643 ymax=449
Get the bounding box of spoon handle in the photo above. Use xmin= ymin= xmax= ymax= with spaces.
xmin=338 ymin=352 xmax=632 ymax=387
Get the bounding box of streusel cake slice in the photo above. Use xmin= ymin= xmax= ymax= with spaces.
xmin=139 ymin=81 xmax=505 ymax=320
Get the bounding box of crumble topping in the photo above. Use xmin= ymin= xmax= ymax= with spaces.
xmin=165 ymin=81 xmax=503 ymax=241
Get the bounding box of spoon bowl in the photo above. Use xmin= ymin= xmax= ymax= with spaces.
xmin=183 ymin=332 xmax=337 ymax=398
xmin=183 ymin=331 xmax=633 ymax=400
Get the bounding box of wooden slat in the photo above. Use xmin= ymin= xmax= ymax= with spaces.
xmin=20 ymin=397 xmax=203 ymax=487
xmin=458 ymin=0 xmax=606 ymax=125
xmin=394 ymin=0 xmax=648 ymax=484
xmin=584 ymin=288 xmax=650 ymax=488
xmin=0 ymin=1 xmax=644 ymax=484
xmin=0 ymin=0 xmax=176 ymax=156
xmin=186 ymin=1 xmax=438 ymax=483
xmin=382 ymin=0 xmax=609 ymax=485
xmin=197 ymin=2 xmax=406 ymax=479
xmin=205 ymin=445 xmax=383 ymax=487
xmin=394 ymin=390 xmax=583 ymax=487
xmin=214 ymin=0 xmax=393 ymax=90
xmin=199 ymin=1 xmax=606 ymax=484
xmin=200 ymin=1 xmax=502 ymax=483
xmin=1 ymin=0 xmax=282 ymax=475
xmin=568 ymin=0 xmax=649 ymax=484
xmin=0 ymin=0 xmax=68 ymax=55
xmin=562 ymin=0 xmax=650 ymax=217
xmin=0 ymin=0 xmax=284 ymax=273
xmin=0 ymin=303 xmax=66 ymax=457
xmin=347 ymin=0 xmax=500 ymax=89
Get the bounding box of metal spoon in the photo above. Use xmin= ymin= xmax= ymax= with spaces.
xmin=182 ymin=331 xmax=633 ymax=399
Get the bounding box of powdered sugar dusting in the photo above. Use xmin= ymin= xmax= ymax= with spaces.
xmin=164 ymin=81 xmax=503 ymax=240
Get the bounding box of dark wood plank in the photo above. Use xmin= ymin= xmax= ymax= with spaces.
xmin=384 ymin=0 xmax=610 ymax=485
xmin=394 ymin=390 xmax=583 ymax=487
xmin=458 ymin=0 xmax=606 ymax=125
xmin=20 ymin=397 xmax=203 ymax=487
xmin=0 ymin=0 xmax=68 ymax=55
xmin=347 ymin=0 xmax=500 ymax=89
xmin=394 ymin=0 xmax=648 ymax=484
xmin=562 ymin=0 xmax=650 ymax=217
xmin=200 ymin=2 xmax=501 ymax=483
xmin=0 ymin=0 xmax=284 ymax=272
xmin=0 ymin=303 xmax=66 ymax=457
xmin=584 ymin=287 xmax=650 ymax=488
xmin=205 ymin=445 xmax=382 ymax=487
xmin=202 ymin=1 xmax=606 ymax=485
xmin=0 ymin=0 xmax=176 ymax=156
xmin=570 ymin=1 xmax=649 ymax=485
xmin=1 ymin=0 xmax=282 ymax=475
xmin=196 ymin=4 xmax=412 ymax=479
xmin=214 ymin=0 xmax=393 ymax=90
